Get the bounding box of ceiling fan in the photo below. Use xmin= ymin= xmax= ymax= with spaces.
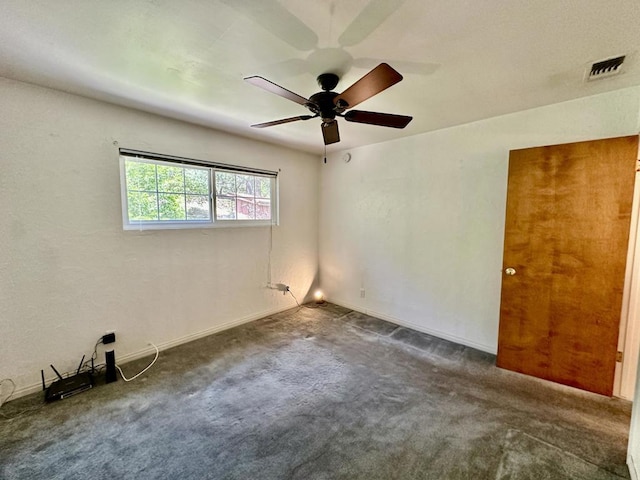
xmin=244 ymin=63 xmax=413 ymax=145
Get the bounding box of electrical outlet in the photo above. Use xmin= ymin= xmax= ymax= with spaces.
xmin=360 ymin=288 xmax=365 ymax=298
xmin=103 ymin=332 xmax=116 ymax=344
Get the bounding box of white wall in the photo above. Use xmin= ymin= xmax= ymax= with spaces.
xmin=319 ymin=86 xmax=640 ymax=353
xmin=0 ymin=77 xmax=320 ymax=397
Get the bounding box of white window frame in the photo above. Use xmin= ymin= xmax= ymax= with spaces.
xmin=119 ymin=150 xmax=278 ymax=230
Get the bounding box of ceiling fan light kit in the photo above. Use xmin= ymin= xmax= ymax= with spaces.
xmin=244 ymin=63 xmax=413 ymax=146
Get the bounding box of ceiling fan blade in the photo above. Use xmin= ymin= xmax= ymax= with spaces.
xmin=334 ymin=63 xmax=403 ymax=109
xmin=251 ymin=115 xmax=314 ymax=128
xmin=245 ymin=76 xmax=310 ymax=106
xmin=322 ymin=121 xmax=340 ymax=145
xmin=338 ymin=0 xmax=406 ymax=47
xmin=344 ymin=110 xmax=412 ymax=129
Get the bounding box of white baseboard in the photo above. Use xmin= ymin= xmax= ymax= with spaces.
xmin=117 ymin=303 xmax=298 ymax=365
xmin=328 ymin=297 xmax=496 ymax=355
xmin=11 ymin=302 xmax=298 ymax=401
xmin=10 ymin=299 xmax=494 ymax=401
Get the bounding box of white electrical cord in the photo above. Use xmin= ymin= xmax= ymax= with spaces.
xmin=267 ymin=217 xmax=273 ymax=287
xmin=115 ymin=343 xmax=159 ymax=382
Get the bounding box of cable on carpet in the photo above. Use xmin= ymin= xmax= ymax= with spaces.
xmin=0 ymin=378 xmax=15 ymax=409
xmin=116 ymin=343 xmax=159 ymax=382
xmin=0 ymin=378 xmax=44 ymax=420
xmin=287 ymin=287 xmax=328 ymax=310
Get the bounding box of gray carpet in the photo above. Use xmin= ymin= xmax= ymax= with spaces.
xmin=496 ymin=430 xmax=626 ymax=480
xmin=0 ymin=303 xmax=632 ymax=479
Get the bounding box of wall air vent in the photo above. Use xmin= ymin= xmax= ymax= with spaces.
xmin=587 ymin=55 xmax=625 ymax=81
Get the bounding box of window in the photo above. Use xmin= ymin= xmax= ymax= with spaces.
xmin=215 ymin=171 xmax=273 ymax=220
xmin=120 ymin=150 xmax=277 ymax=230
xmin=124 ymin=159 xmax=211 ymax=223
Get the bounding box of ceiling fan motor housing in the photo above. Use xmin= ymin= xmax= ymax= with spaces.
xmin=307 ymin=91 xmax=342 ymax=122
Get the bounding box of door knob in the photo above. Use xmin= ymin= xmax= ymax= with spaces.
xmin=505 ymin=267 xmax=516 ymax=276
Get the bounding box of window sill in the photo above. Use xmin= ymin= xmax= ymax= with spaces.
xmin=123 ymin=220 xmax=277 ymax=231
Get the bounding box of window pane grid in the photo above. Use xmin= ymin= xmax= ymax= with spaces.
xmin=122 ymin=156 xmax=275 ymax=229
xmin=214 ymin=171 xmax=272 ymax=221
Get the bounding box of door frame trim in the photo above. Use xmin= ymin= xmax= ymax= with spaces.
xmin=616 ymin=142 xmax=640 ymax=399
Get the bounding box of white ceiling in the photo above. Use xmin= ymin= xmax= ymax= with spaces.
xmin=2 ymin=0 xmax=640 ymax=154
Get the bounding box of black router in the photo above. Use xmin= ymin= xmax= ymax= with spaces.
xmin=43 ymin=355 xmax=93 ymax=402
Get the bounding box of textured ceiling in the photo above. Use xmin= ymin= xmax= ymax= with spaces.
xmin=1 ymin=0 xmax=640 ymax=153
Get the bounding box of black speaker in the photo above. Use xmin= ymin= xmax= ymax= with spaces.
xmin=105 ymin=350 xmax=117 ymax=383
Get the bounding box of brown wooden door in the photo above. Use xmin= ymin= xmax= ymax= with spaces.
xmin=497 ymin=135 xmax=638 ymax=396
